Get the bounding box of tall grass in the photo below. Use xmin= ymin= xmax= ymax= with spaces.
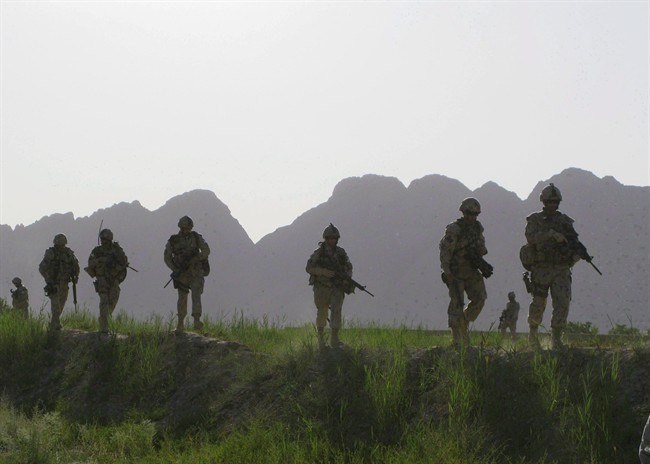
xmin=0 ymin=303 xmax=646 ymax=463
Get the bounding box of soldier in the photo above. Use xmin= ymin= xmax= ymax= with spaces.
xmin=10 ymin=277 xmax=29 ymax=317
xmin=39 ymin=233 xmax=80 ymax=330
xmin=523 ymin=183 xmax=583 ymax=350
xmin=85 ymin=229 xmax=128 ymax=334
xmin=164 ymin=216 xmax=210 ymax=333
xmin=306 ymin=223 xmax=353 ymax=349
xmin=498 ymin=291 xmax=520 ymax=340
xmin=439 ymin=198 xmax=491 ymax=348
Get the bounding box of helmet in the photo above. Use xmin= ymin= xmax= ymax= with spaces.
xmin=508 ymin=291 xmax=515 ymax=299
xmin=459 ymin=198 xmax=481 ymax=214
xmin=322 ymin=223 xmax=340 ymax=239
xmin=539 ymin=183 xmax=562 ymax=202
xmin=53 ymin=234 xmax=68 ymax=246
xmin=12 ymin=277 xmax=22 ymax=285
xmin=178 ymin=216 xmax=194 ymax=228
xmin=99 ymin=229 xmax=113 ymax=241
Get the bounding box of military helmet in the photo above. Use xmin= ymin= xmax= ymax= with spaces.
xmin=508 ymin=291 xmax=515 ymax=299
xmin=53 ymin=233 xmax=68 ymax=246
xmin=178 ymin=216 xmax=194 ymax=229
xmin=459 ymin=197 xmax=481 ymax=214
xmin=12 ymin=277 xmax=22 ymax=285
xmin=99 ymin=229 xmax=113 ymax=241
xmin=322 ymin=223 xmax=340 ymax=239
xmin=539 ymin=183 xmax=562 ymax=202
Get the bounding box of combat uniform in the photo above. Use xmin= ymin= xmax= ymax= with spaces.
xmin=306 ymin=223 xmax=353 ymax=348
xmin=85 ymin=232 xmax=128 ymax=333
xmin=499 ymin=294 xmax=520 ymax=338
xmin=439 ymin=197 xmax=490 ymax=347
xmin=522 ymin=183 xmax=585 ymax=349
xmin=10 ymin=278 xmax=29 ymax=317
xmin=164 ymin=219 xmax=210 ymax=332
xmin=39 ymin=235 xmax=80 ymax=330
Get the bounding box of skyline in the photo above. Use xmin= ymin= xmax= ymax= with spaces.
xmin=1 ymin=2 xmax=648 ymax=242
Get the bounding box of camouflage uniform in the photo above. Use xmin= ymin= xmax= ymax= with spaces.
xmin=164 ymin=216 xmax=210 ymax=333
xmin=10 ymin=277 xmax=29 ymax=317
xmin=499 ymin=292 xmax=520 ymax=338
xmin=85 ymin=229 xmax=128 ymax=333
xmin=523 ymin=183 xmax=581 ymax=349
xmin=439 ymin=198 xmax=489 ymax=347
xmin=39 ymin=234 xmax=80 ymax=330
xmin=306 ymin=224 xmax=353 ymax=348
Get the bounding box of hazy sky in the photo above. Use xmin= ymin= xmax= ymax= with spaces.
xmin=1 ymin=2 xmax=648 ymax=242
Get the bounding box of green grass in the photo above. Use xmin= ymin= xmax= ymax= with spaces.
xmin=0 ymin=300 xmax=647 ymax=463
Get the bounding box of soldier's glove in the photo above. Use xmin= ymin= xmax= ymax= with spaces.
xmin=547 ymin=229 xmax=567 ymax=243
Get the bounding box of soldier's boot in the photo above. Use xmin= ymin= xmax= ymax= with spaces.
xmin=317 ymin=328 xmax=326 ymax=349
xmin=551 ymin=328 xmax=566 ymax=350
xmin=331 ymin=329 xmax=342 ymax=348
xmin=175 ymin=316 xmax=185 ymax=334
xmin=528 ymin=326 xmax=541 ymax=350
xmin=193 ymin=317 xmax=204 ymax=331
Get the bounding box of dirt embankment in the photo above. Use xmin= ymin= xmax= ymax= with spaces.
xmin=2 ymin=329 xmax=648 ymax=455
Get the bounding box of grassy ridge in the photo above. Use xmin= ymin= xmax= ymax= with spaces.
xmin=0 ymin=302 xmax=647 ymax=463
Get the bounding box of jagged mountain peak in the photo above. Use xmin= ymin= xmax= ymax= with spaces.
xmin=330 ymin=174 xmax=406 ymax=200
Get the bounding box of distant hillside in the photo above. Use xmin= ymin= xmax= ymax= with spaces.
xmin=1 ymin=169 xmax=648 ymax=331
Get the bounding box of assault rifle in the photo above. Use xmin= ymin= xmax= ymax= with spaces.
xmin=164 ymin=249 xmax=199 ymax=289
xmin=323 ymin=252 xmax=374 ymax=297
xmin=567 ymin=239 xmax=602 ymax=275
xmin=467 ymin=250 xmax=494 ymax=278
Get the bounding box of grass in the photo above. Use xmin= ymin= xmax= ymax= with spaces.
xmin=0 ymin=299 xmax=647 ymax=463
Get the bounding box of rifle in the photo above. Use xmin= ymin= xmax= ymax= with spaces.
xmin=322 ymin=249 xmax=374 ymax=297
xmin=467 ymin=250 xmax=494 ymax=278
xmin=567 ymin=239 xmax=602 ymax=275
xmin=164 ymin=249 xmax=198 ymax=289
xmin=72 ymin=278 xmax=78 ymax=309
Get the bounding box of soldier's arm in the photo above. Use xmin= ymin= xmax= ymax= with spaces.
xmin=163 ymin=240 xmax=175 ymax=270
xmin=306 ymin=250 xmax=333 ymax=276
xmin=198 ymin=235 xmax=211 ymax=259
xmin=439 ymin=225 xmax=458 ymax=275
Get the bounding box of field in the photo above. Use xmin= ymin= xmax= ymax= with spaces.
xmin=0 ymin=302 xmax=648 ymax=464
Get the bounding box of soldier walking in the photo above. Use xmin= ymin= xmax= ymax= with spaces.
xmin=10 ymin=277 xmax=29 ymax=317
xmin=306 ymin=223 xmax=353 ymax=349
xmin=498 ymin=291 xmax=520 ymax=340
xmin=39 ymin=234 xmax=80 ymax=330
xmin=522 ymin=183 xmax=587 ymax=350
xmin=85 ymin=229 xmax=128 ymax=334
xmin=164 ymin=216 xmax=210 ymax=333
xmin=439 ymin=198 xmax=491 ymax=348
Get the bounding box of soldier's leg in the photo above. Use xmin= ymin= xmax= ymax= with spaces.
xmin=447 ymin=279 xmax=466 ymax=347
xmin=329 ymin=290 xmax=345 ymax=347
xmin=464 ymin=274 xmax=487 ymax=323
xmin=98 ymin=292 xmax=110 ymax=333
xmin=550 ymin=268 xmax=572 ymax=349
xmin=176 ymin=289 xmax=189 ymax=333
xmin=528 ymin=268 xmax=551 ymax=347
xmin=313 ymin=286 xmax=332 ymax=348
xmin=51 ymin=285 xmax=69 ymax=330
xmin=108 ymin=285 xmax=121 ymax=316
xmin=190 ymin=278 xmax=205 ymax=330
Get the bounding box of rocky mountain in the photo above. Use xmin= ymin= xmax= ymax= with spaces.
xmin=1 ymin=169 xmax=648 ymax=331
